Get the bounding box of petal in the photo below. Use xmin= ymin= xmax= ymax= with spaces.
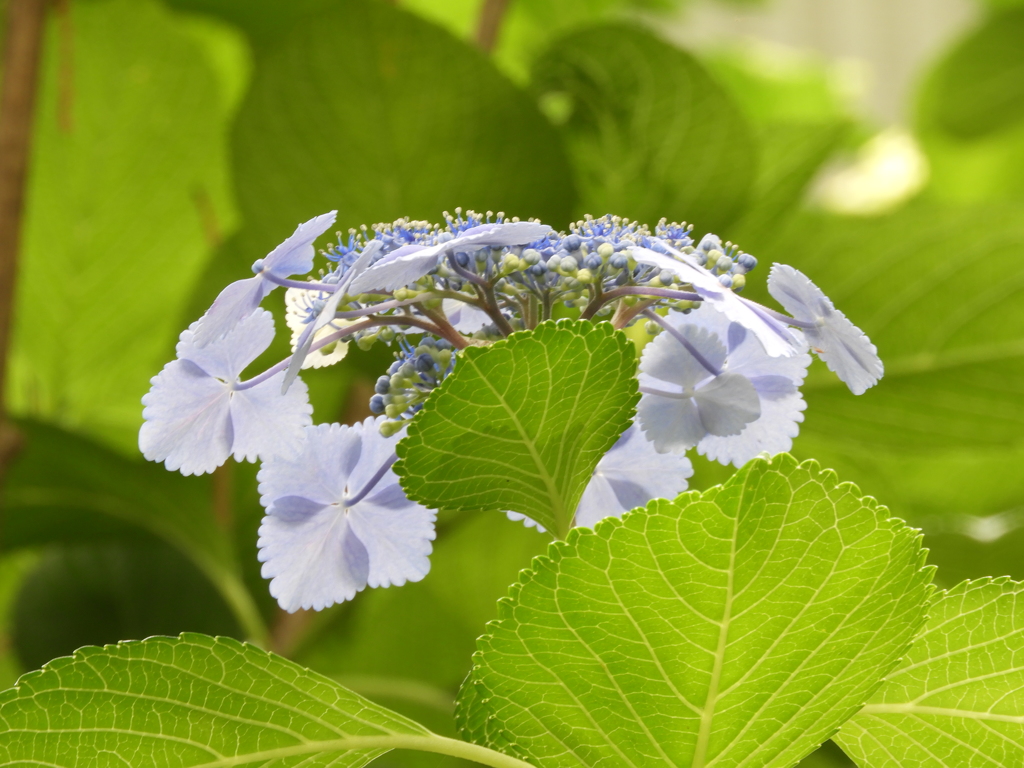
xmin=139 ymin=359 xmax=232 ymax=476
xmin=190 ymin=276 xmax=270 ymax=349
xmin=257 ymin=506 xmax=369 ymax=612
xmin=634 ymin=244 xmax=801 ymax=357
xmin=442 ymin=298 xmax=491 ymax=334
xmin=348 ymin=480 xmax=437 ymax=590
xmin=257 ymin=423 xmax=358 ymax=507
xmin=574 ymin=476 xmax=623 ymax=530
xmin=768 ymin=264 xmax=883 ymax=394
xmin=348 ymin=244 xmax=437 ymax=294
xmin=639 ymin=323 xmax=726 ymax=390
xmin=229 ymin=372 xmax=313 ymax=464
xmin=178 ymin=308 xmax=276 ymax=381
xmin=694 ymin=372 xmax=761 ymax=437
xmin=346 ymin=416 xmax=405 ymax=496
xmin=638 ymin=389 xmax=705 ymax=452
xmin=454 ymin=221 xmax=552 ymax=249
xmin=264 ymin=210 xmax=338 ymax=277
xmin=698 ymin=388 xmax=807 ymax=468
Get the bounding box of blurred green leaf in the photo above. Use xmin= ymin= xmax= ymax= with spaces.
xmin=837 ymin=578 xmax=1024 ymax=767
xmin=459 ymin=455 xmax=932 ymax=768
xmin=794 ymin=742 xmax=856 ymax=768
xmin=2 ymin=420 xmax=267 ymax=643
xmin=12 ymin=540 xmax=241 ymax=671
xmin=396 ymin=321 xmax=637 ymax=537
xmin=922 ymin=8 xmax=1024 ymax=141
xmin=0 ymin=552 xmax=37 ymax=689
xmin=741 ymin=203 xmax=1024 ymax=526
xmin=231 ymin=0 xmax=576 ymax=262
xmin=532 ymin=24 xmax=756 ymax=233
xmin=13 ymin=0 xmax=237 ymax=451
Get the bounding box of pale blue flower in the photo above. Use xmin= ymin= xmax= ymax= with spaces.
xmin=638 ymin=316 xmax=761 ymax=453
xmin=139 ymin=309 xmax=312 ymax=476
xmin=681 ymin=305 xmax=812 ymax=467
xmin=632 ymin=243 xmax=801 ymax=358
xmin=257 ymin=418 xmax=436 ymax=612
xmin=348 ymin=221 xmax=552 ymax=294
xmin=768 ymin=264 xmax=883 ymax=395
xmin=192 ymin=211 xmax=337 ymax=347
xmin=506 ymin=423 xmax=693 ymax=532
xmin=442 ymin=298 xmax=491 ymax=334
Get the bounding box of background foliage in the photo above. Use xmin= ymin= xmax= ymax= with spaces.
xmin=0 ymin=0 xmax=1021 ymax=766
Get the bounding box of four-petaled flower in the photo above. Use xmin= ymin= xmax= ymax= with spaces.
xmin=257 ymin=418 xmax=436 ymax=612
xmin=140 ymin=309 xmax=312 ymax=476
xmin=768 ymin=264 xmax=883 ymax=395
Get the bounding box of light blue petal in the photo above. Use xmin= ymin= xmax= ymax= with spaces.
xmin=229 ymin=371 xmax=312 ymax=464
xmin=442 ymin=298 xmax=491 ymax=334
xmin=346 ymin=417 xmax=404 ymax=496
xmin=639 ymin=323 xmax=725 ymax=389
xmin=257 ymin=506 xmax=369 ymax=612
xmin=505 ymin=511 xmax=547 ymax=533
xmin=178 ymin=308 xmax=277 ymax=381
xmin=264 ymin=210 xmax=338 ymax=277
xmin=190 ymin=276 xmax=270 ymax=349
xmin=257 ymin=423 xmax=361 ymax=508
xmin=348 ymin=485 xmax=436 ymax=590
xmin=348 ymin=244 xmax=437 ymax=294
xmin=139 ymin=359 xmax=232 ymax=476
xmin=638 ymin=389 xmax=705 ymax=452
xmin=698 ymin=386 xmax=807 ymax=468
xmin=768 ymin=264 xmax=883 ymax=395
xmin=268 ymin=496 xmax=332 ymax=523
xmin=635 ymin=244 xmax=801 ymax=358
xmin=454 ymin=221 xmax=552 ymax=248
xmin=694 ymin=372 xmax=761 ymax=437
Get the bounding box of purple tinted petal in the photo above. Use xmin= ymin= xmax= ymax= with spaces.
xmin=639 ymin=323 xmax=725 ymax=389
xmin=258 ymin=423 xmax=362 ymax=510
xmin=748 ymin=375 xmax=798 ymax=399
xmin=139 ymin=359 xmax=232 ymax=476
xmin=347 ymin=489 xmax=436 ymax=590
xmin=454 ymin=221 xmax=552 ymax=248
xmin=269 ymin=496 xmax=332 ymax=522
xmin=178 ymin=308 xmax=276 ymax=381
xmin=264 ymin=211 xmax=337 ymax=277
xmin=348 ymin=244 xmax=439 ymax=294
xmin=229 ymin=371 xmax=312 ymax=464
xmin=190 ymin=276 xmax=270 ymax=349
xmin=694 ymin=372 xmax=760 ymax=437
xmin=638 ymin=390 xmax=705 ymax=452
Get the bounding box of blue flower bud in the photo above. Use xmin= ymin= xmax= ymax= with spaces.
xmin=585 ymin=254 xmax=603 ymax=270
xmin=610 ymin=253 xmax=629 ymax=270
xmin=737 ymin=252 xmax=757 ymax=271
xmin=374 ymin=375 xmax=391 ymax=395
xmin=718 ymin=274 xmax=733 ymax=288
xmin=369 ymin=394 xmax=385 ymax=414
xmin=563 ymin=234 xmax=582 ymax=252
xmin=251 ymin=258 xmax=265 ymax=274
xmin=415 ymin=353 xmax=435 ymax=373
xmin=387 ymin=361 xmax=401 ymax=375
xmin=658 ymin=269 xmax=675 ymax=284
xmin=529 ymin=263 xmax=547 ymax=276
xmin=455 ymin=252 xmax=470 ymax=267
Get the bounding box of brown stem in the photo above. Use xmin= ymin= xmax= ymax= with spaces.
xmin=612 ymin=299 xmax=658 ymax=330
xmin=418 ymin=304 xmax=467 ymax=348
xmin=0 ymin=0 xmax=49 ymax=529
xmin=579 ymin=284 xmax=604 ymax=321
xmin=475 ymin=0 xmax=512 ymax=53
xmin=211 ymin=461 xmax=233 ymax=532
xmin=478 ymin=282 xmax=515 ymax=336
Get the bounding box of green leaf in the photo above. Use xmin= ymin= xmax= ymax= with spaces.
xmin=837 ymin=578 xmax=1024 ymax=767
xmin=921 ymin=8 xmax=1024 ymax=140
xmin=11 ymin=541 xmax=241 ymax=671
xmin=230 ymin=0 xmax=576 ymax=260
xmin=531 ymin=24 xmax=756 ymax=232
xmin=13 ymin=0 xmax=236 ymax=450
xmin=395 ymin=320 xmax=638 ymax=538
xmin=740 ymin=203 xmax=1024 ymax=523
xmin=0 ymin=634 xmax=530 ymax=768
xmin=459 ymin=455 xmax=933 ymax=768
xmin=1 ymin=420 xmax=267 ymax=644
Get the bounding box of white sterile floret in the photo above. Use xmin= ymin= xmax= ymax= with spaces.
xmin=506 ymin=423 xmax=693 ymax=533
xmin=683 ymin=305 xmax=812 ymax=467
xmin=441 ymin=298 xmax=492 ymax=334
xmin=632 ymin=243 xmax=802 ymax=358
xmin=637 ymin=321 xmax=761 ymax=453
xmin=139 ymin=309 xmax=312 ymax=476
xmin=257 ymin=418 xmax=436 ymax=612
xmin=768 ymin=264 xmax=883 ymax=395
xmin=285 ymin=287 xmax=352 ymax=369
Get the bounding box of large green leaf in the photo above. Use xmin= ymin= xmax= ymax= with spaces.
xmin=13 ymin=0 xmax=236 ymax=450
xmin=1 ymin=420 xmax=267 ymax=644
xmin=531 ymin=24 xmax=756 ymax=233
xmin=837 ymin=578 xmax=1024 ymax=767
xmin=741 ymin=203 xmax=1024 ymax=524
xmin=459 ymin=455 xmax=933 ymax=768
xmin=395 ymin=320 xmax=638 ymax=538
xmin=921 ymin=8 xmax=1024 ymax=141
xmin=0 ymin=634 xmax=527 ymax=768
xmin=230 ymin=0 xmax=576 ymax=260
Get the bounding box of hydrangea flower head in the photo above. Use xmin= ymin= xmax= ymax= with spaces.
xmin=139 ymin=309 xmax=312 ymax=476
xmin=768 ymin=264 xmax=883 ymax=395
xmin=193 ymin=211 xmax=337 ymax=347
xmin=257 ymin=418 xmax=436 ymax=612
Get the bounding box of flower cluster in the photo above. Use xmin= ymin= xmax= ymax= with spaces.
xmin=140 ymin=209 xmax=883 ymax=611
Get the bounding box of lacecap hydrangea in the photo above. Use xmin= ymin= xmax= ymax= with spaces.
xmin=140 ymin=209 xmax=883 ymax=612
